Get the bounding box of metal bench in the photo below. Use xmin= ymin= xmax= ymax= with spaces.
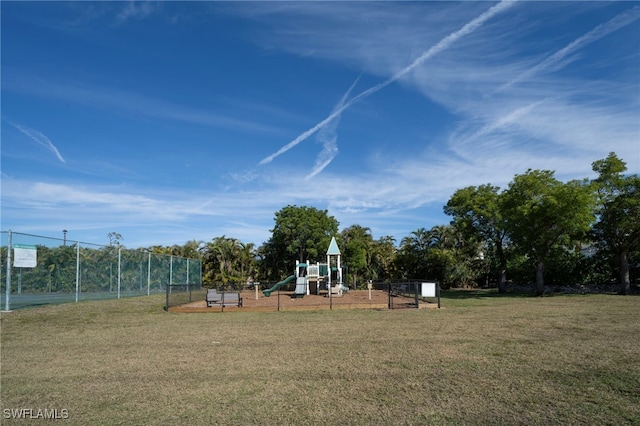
xmin=206 ymin=288 xmax=242 ymax=307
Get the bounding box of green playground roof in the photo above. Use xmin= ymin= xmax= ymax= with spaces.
xmin=326 ymin=236 xmax=341 ymax=255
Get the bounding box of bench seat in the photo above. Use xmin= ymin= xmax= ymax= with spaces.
xmin=206 ymin=288 xmax=242 ymax=307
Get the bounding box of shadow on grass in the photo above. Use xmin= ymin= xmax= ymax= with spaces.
xmin=441 ymin=287 xmax=635 ymax=300
xmin=441 ymin=289 xmax=535 ymax=300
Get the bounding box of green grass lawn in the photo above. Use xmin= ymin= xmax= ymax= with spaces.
xmin=1 ymin=291 xmax=639 ymax=425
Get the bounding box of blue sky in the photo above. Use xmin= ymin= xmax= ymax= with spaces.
xmin=2 ymin=1 xmax=639 ymax=249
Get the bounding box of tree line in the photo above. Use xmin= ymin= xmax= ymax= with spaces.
xmin=136 ymin=152 xmax=639 ymax=295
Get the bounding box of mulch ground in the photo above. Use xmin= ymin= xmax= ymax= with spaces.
xmin=169 ymin=289 xmax=437 ymax=313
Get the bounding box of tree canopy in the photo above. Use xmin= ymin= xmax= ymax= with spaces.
xmin=591 ymin=153 xmax=640 ymax=294
xmin=136 ymin=153 xmax=637 ymax=295
xmin=500 ymin=169 xmax=596 ymax=295
xmin=261 ymin=205 xmax=339 ymax=280
xmin=445 ymin=184 xmax=508 ymax=292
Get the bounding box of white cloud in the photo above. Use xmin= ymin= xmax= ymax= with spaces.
xmin=4 ymin=76 xmax=287 ymax=136
xmin=498 ymin=5 xmax=640 ymax=92
xmin=116 ymin=1 xmax=158 ymax=24
xmin=259 ymin=0 xmax=517 ymax=166
xmin=3 ymin=2 xmax=638 ymax=247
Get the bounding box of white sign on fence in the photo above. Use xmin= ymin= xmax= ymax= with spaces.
xmin=13 ymin=244 xmax=37 ymax=268
xmin=421 ymin=282 xmax=436 ymax=298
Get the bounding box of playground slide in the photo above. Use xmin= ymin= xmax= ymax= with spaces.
xmin=262 ymin=275 xmax=296 ymax=297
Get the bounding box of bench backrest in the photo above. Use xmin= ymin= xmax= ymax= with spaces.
xmin=221 ymin=293 xmax=239 ymax=299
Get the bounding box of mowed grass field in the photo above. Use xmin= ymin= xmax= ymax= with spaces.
xmin=1 ymin=291 xmax=639 ymax=425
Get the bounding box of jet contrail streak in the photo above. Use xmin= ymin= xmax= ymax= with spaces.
xmin=499 ymin=5 xmax=640 ymax=92
xmin=306 ymin=75 xmax=361 ymax=179
xmin=11 ymin=122 xmax=67 ymax=164
xmin=259 ymin=0 xmax=517 ymax=165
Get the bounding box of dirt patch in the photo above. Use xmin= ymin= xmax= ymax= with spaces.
xmin=171 ymin=289 xmax=432 ymax=313
xmin=243 ymin=288 xmax=388 ymax=308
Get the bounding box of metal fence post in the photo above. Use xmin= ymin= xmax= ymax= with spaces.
xmin=147 ymin=251 xmax=151 ymax=296
xmin=169 ymin=256 xmax=173 ymax=286
xmin=117 ymin=247 xmax=121 ymax=299
xmin=4 ymin=230 xmax=12 ymax=311
xmin=165 ymin=284 xmax=169 ymax=311
xmin=75 ymin=242 xmax=80 ymax=303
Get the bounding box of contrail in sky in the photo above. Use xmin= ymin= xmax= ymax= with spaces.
xmin=11 ymin=122 xmax=67 ymax=164
xmin=306 ymin=75 xmax=361 ymax=180
xmin=498 ymin=5 xmax=640 ymax=92
xmin=259 ymin=0 xmax=517 ymax=165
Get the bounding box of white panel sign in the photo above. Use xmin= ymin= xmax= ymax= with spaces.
xmin=421 ymin=282 xmax=436 ymax=298
xmin=13 ymin=245 xmax=37 ymax=268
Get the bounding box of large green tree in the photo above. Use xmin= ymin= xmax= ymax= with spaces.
xmin=201 ymin=236 xmax=257 ymax=287
xmin=397 ymin=228 xmax=432 ymax=279
xmin=261 ymin=205 xmax=339 ymax=279
xmin=591 ymin=153 xmax=640 ymax=295
xmin=396 ymin=225 xmax=479 ymax=287
xmin=501 ymin=169 xmax=596 ymax=296
xmin=369 ymin=236 xmax=397 ymax=282
xmin=340 ymin=225 xmax=373 ymax=287
xmin=445 ymin=184 xmax=509 ymax=292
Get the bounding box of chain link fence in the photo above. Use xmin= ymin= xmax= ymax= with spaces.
xmin=385 ymin=280 xmax=441 ymax=309
xmin=1 ymin=231 xmax=201 ymax=310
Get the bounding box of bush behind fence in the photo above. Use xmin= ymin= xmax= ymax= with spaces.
xmin=1 ymin=231 xmax=202 ymax=310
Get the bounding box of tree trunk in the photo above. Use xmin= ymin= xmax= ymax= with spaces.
xmin=535 ymin=261 xmax=545 ymax=296
xmin=497 ymin=244 xmax=507 ymax=294
xmin=498 ymin=268 xmax=507 ymax=294
xmin=620 ymin=249 xmax=630 ymax=295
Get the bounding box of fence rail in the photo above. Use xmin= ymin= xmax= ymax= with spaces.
xmin=386 ymin=280 xmax=441 ymax=309
xmin=165 ymin=280 xmax=440 ymax=312
xmin=165 ymin=284 xmax=205 ymax=311
xmin=2 ymin=231 xmax=202 ymax=311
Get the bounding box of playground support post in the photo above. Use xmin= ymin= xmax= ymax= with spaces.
xmin=329 ymin=282 xmax=333 ymax=310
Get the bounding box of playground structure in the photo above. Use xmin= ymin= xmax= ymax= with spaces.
xmin=169 ymin=234 xmax=442 ymax=312
xmin=262 ymin=237 xmax=348 ymax=298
